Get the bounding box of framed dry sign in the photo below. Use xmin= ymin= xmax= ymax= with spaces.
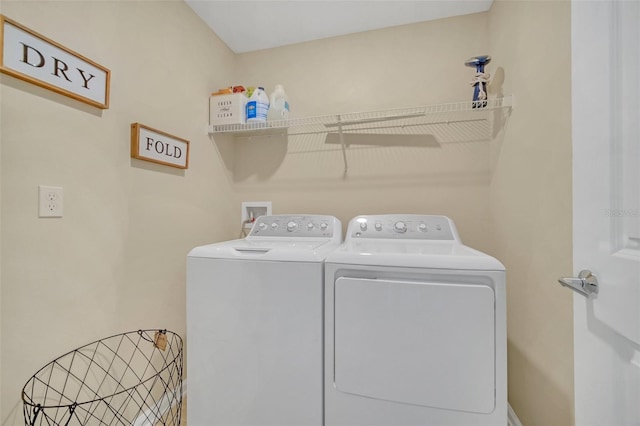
xmin=0 ymin=15 xmax=110 ymax=109
xmin=131 ymin=123 xmax=190 ymax=170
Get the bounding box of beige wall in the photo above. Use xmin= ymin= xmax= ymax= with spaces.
xmin=0 ymin=0 xmax=236 ymax=421
xmin=231 ymin=13 xmax=493 ymax=249
xmin=0 ymin=3 xmax=3 ymax=421
xmin=1 ymin=2 xmax=575 ymax=425
xmin=489 ymin=1 xmax=574 ymax=425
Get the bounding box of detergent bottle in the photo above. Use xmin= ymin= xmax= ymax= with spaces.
xmin=267 ymin=84 xmax=290 ymax=121
xmin=246 ymin=87 xmax=269 ymax=123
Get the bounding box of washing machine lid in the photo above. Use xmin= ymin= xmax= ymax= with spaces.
xmin=325 ymin=215 xmax=503 ymax=270
xmin=188 ymin=238 xmax=341 ymax=262
xmin=325 ymin=239 xmax=504 ymax=270
xmin=188 ymin=215 xmax=342 ymax=262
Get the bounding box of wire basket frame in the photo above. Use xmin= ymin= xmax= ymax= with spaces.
xmin=22 ymin=329 xmax=183 ymax=426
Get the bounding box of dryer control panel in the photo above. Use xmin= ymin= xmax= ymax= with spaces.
xmin=347 ymin=215 xmax=460 ymax=241
xmin=248 ymin=215 xmax=340 ymax=239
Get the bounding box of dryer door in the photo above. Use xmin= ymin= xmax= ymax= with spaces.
xmin=334 ymin=277 xmax=495 ymax=414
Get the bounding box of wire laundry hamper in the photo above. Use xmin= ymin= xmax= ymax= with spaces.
xmin=22 ymin=329 xmax=183 ymax=426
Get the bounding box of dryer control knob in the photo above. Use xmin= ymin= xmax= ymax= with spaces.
xmin=307 ymin=223 xmax=315 ymax=230
xmin=360 ymin=222 xmax=368 ymax=231
xmin=418 ymin=223 xmax=428 ymax=232
xmin=375 ymin=223 xmax=383 ymax=231
xmin=259 ymin=223 xmax=268 ymax=231
xmin=271 ymin=223 xmax=279 ymax=230
xmin=394 ymin=221 xmax=407 ymax=233
xmin=287 ymin=221 xmax=298 ymax=232
xmin=320 ymin=223 xmax=328 ymax=230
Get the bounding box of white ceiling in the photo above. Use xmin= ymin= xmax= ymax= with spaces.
xmin=185 ymin=1 xmax=494 ymax=53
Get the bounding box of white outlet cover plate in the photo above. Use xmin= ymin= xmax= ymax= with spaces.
xmin=39 ymin=185 xmax=63 ymax=218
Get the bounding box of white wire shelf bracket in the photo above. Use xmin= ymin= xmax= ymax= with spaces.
xmin=207 ymin=95 xmax=514 ymax=175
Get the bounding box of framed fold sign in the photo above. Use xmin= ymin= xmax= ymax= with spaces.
xmin=131 ymin=123 xmax=190 ymax=170
xmin=0 ymin=15 xmax=110 ymax=109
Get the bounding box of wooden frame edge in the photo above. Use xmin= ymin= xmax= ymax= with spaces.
xmin=0 ymin=14 xmax=111 ymax=109
xmin=130 ymin=123 xmax=190 ymax=170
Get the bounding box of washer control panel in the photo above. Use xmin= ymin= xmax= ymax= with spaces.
xmin=347 ymin=215 xmax=458 ymax=241
xmin=249 ymin=215 xmax=338 ymax=238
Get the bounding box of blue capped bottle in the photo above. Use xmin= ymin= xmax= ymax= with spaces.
xmin=267 ymin=84 xmax=290 ymax=121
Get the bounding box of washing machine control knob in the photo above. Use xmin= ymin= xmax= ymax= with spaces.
xmin=360 ymin=222 xmax=368 ymax=231
xmin=307 ymin=223 xmax=315 ymax=230
xmin=320 ymin=223 xmax=328 ymax=230
xmin=375 ymin=223 xmax=383 ymax=231
xmin=271 ymin=223 xmax=279 ymax=230
xmin=394 ymin=221 xmax=407 ymax=233
xmin=259 ymin=222 xmax=268 ymax=231
xmin=287 ymin=221 xmax=298 ymax=232
xmin=418 ymin=223 xmax=428 ymax=232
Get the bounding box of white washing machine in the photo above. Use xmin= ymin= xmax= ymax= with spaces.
xmin=324 ymin=215 xmax=507 ymax=426
xmin=187 ymin=215 xmax=342 ymax=426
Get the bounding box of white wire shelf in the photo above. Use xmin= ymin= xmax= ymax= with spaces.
xmin=208 ymin=96 xmax=513 ymax=135
xmin=208 ymin=95 xmax=514 ymax=175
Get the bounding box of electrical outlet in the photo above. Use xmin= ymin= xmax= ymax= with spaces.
xmin=241 ymin=201 xmax=272 ymax=229
xmin=39 ymin=185 xmax=64 ymax=218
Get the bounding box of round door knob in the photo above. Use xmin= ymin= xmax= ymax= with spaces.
xmin=394 ymin=221 xmax=407 ymax=233
xmin=287 ymin=221 xmax=297 ymax=232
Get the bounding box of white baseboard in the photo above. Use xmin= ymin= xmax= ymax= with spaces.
xmin=508 ymin=403 xmax=523 ymax=426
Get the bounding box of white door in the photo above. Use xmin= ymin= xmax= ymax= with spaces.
xmin=571 ymin=0 xmax=640 ymax=424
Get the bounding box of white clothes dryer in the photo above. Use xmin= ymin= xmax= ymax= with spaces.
xmin=324 ymin=215 xmax=507 ymax=426
xmin=187 ymin=215 xmax=342 ymax=426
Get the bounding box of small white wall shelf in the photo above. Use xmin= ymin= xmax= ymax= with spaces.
xmin=208 ymin=96 xmax=514 ymax=175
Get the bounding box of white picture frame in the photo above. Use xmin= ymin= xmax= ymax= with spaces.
xmin=0 ymin=15 xmax=110 ymax=109
xmin=131 ymin=123 xmax=190 ymax=170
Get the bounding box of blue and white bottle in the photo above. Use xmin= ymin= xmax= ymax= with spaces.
xmin=246 ymin=87 xmax=269 ymax=123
